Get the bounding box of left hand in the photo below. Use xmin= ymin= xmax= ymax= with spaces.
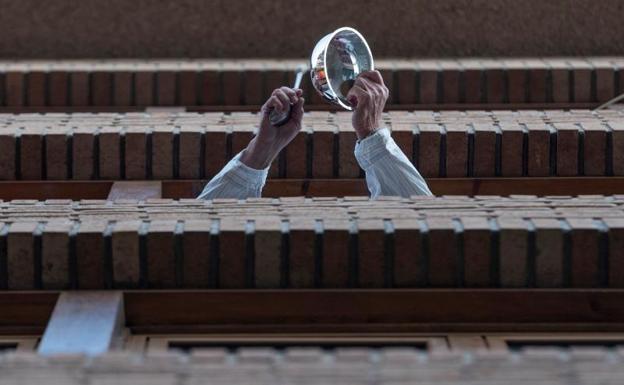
xmin=241 ymin=87 xmax=305 ymax=169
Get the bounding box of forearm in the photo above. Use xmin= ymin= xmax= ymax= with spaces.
xmin=197 ymin=151 xmax=269 ymax=200
xmin=355 ymin=128 xmax=432 ymax=198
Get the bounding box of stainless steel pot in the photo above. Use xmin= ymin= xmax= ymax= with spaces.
xmin=310 ymin=27 xmax=374 ymax=110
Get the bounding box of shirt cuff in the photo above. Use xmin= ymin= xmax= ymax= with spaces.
xmin=225 ymin=151 xmax=269 ymax=189
xmin=354 ymin=127 xmax=393 ymax=170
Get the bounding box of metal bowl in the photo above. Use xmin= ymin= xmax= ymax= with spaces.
xmin=310 ymin=27 xmax=374 ymax=110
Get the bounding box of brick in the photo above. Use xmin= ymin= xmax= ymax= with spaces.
xmin=532 ymin=218 xmax=564 ymax=288
xmin=426 ymin=217 xmax=458 ymax=287
xmin=231 ymin=125 xmax=255 ymax=159
xmin=526 ymin=123 xmax=550 ymax=176
xmin=485 ymin=68 xmax=505 ymax=104
xmin=612 ymin=122 xmax=624 ymax=176
xmin=199 ymin=69 xmax=220 ymax=105
xmin=463 ymin=66 xmax=483 ymax=104
xmin=113 ymin=72 xmax=133 ymax=106
xmin=549 ymin=61 xmax=570 ymax=103
xmin=48 ymin=72 xmax=69 ymax=106
xmin=506 ymin=60 xmax=528 ymax=103
xmin=181 ymin=219 xmax=212 ymax=288
xmin=254 ymin=217 xmax=282 ymax=288
xmin=72 ymin=127 xmax=96 ymax=180
xmin=569 ymin=60 xmax=592 ymax=103
xmin=528 ymin=66 xmax=548 ymax=103
xmin=222 ymin=69 xmax=242 ymax=105
xmin=357 ymin=219 xmax=386 ymax=288
xmin=461 ymin=217 xmax=491 ymax=287
xmin=603 ymin=218 xmax=624 ymax=287
xmin=339 ymin=129 xmax=360 ymax=178
xmin=265 ymin=68 xmax=287 ymax=101
xmin=219 ymin=218 xmax=246 ymax=288
xmin=582 ymin=122 xmax=607 ymax=176
xmin=312 ymin=125 xmax=335 ymax=178
xmin=135 ymin=71 xmax=154 ymax=107
xmin=0 ymin=131 xmax=16 ymax=180
xmin=285 ymin=131 xmax=307 ymax=178
xmin=395 ymin=67 xmax=417 ymax=104
xmin=444 ymin=124 xmax=468 ymax=177
xmin=499 ymin=122 xmax=523 ymax=177
xmin=419 ymin=67 xmax=439 ymax=104
xmin=146 ymin=220 xmax=177 ymax=288
xmin=91 ymin=72 xmax=112 ymax=106
xmin=594 ymin=65 xmax=615 ymax=102
xmin=45 ymin=127 xmax=69 ymax=180
xmin=26 ymin=72 xmax=46 ymax=106
xmin=76 ymin=221 xmax=107 ymax=289
xmin=7 ymin=221 xmax=38 ymax=290
xmin=151 ymin=126 xmax=174 ymax=179
xmin=111 ymin=220 xmax=141 ymax=288
xmin=322 ymin=219 xmax=350 ymax=288
xmin=473 ymin=123 xmax=497 ymax=177
xmin=6 ymin=72 xmax=25 ymax=106
xmin=243 ymin=67 xmax=264 ymax=106
xmin=178 ymin=71 xmax=198 ymax=106
xmin=554 ymin=123 xmax=579 ymax=176
xmin=498 ymin=217 xmax=528 ymax=287
xmin=390 ymin=124 xmax=414 ymax=164
xmin=440 ymin=61 xmax=460 ymax=104
xmin=19 ymin=127 xmax=43 ymax=180
xmin=41 ymin=220 xmax=73 ymax=289
xmin=288 ymin=217 xmax=315 ymax=288
xmin=566 ymin=218 xmax=600 ymax=287
xmin=204 ymin=125 xmax=227 ymax=178
xmin=99 ymin=127 xmax=121 ymax=179
xmin=70 ymin=72 xmax=89 ymax=106
xmin=125 ymin=126 xmax=148 ymax=179
xmin=417 ymin=123 xmax=441 ymax=177
xmin=179 ymin=125 xmax=203 ymax=179
xmin=155 ymin=72 xmax=176 ymax=106
xmin=392 ymin=218 xmax=424 ymax=287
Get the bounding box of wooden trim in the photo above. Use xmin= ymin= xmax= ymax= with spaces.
xmin=0 ymin=177 xmax=623 ymax=200
xmin=3 ymin=290 xmax=624 ymax=337
xmin=123 ymin=289 xmax=624 ymax=334
xmin=0 ymin=292 xmax=58 ymax=335
xmin=38 ymin=291 xmax=125 ymax=356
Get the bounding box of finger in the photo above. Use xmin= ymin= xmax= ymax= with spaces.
xmin=359 ymin=70 xmax=385 ymax=86
xmin=291 ymin=97 xmax=305 ymax=120
xmin=274 ymin=89 xmax=292 ymax=107
xmin=280 ymin=87 xmax=298 ymax=104
xmin=346 ymin=84 xmax=369 ymax=108
xmin=295 ymin=88 xmax=303 ymax=96
xmin=266 ymin=95 xmax=285 ymax=112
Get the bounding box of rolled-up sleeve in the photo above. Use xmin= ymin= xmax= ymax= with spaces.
xmin=354 ymin=127 xmax=432 ymax=198
xmin=197 ymin=151 xmax=269 ymax=200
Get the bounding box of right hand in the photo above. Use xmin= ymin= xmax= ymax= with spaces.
xmin=240 ymin=87 xmax=305 ymax=169
xmin=346 ymin=70 xmax=389 ymax=140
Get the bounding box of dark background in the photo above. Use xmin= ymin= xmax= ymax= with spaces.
xmin=0 ymin=0 xmax=622 ymax=58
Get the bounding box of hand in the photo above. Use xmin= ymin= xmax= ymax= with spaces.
xmin=346 ymin=70 xmax=389 ymax=140
xmin=240 ymin=87 xmax=305 ymax=169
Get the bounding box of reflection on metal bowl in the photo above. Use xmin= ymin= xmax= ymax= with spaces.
xmin=310 ymin=27 xmax=374 ymax=110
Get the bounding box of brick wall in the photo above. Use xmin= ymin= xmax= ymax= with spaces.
xmin=1 ymin=1 xmax=624 ymax=58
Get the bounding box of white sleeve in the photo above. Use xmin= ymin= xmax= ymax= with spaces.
xmin=354 ymin=127 xmax=433 ymax=199
xmin=197 ymin=151 xmax=269 ymax=200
